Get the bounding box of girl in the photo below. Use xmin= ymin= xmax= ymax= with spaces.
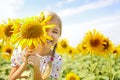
xmin=9 ymin=11 xmax=62 ymax=80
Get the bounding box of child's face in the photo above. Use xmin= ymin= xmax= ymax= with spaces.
xmin=36 ymin=19 xmax=61 ymax=54
xmin=46 ymin=21 xmax=61 ymax=48
xmin=36 ymin=15 xmax=61 ymax=55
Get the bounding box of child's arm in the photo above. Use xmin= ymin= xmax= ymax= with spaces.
xmin=9 ymin=48 xmax=29 ymax=80
xmin=33 ymin=66 xmax=43 ymax=80
xmin=9 ymin=60 xmax=28 ymax=80
xmin=28 ymin=54 xmax=43 ymax=80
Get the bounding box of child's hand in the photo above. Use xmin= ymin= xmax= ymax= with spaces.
xmin=28 ymin=54 xmax=40 ymax=69
xmin=23 ymin=47 xmax=40 ymax=71
xmin=23 ymin=48 xmax=36 ymax=65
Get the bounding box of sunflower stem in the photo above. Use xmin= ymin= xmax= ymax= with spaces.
xmin=96 ymin=56 xmax=101 ymax=80
xmin=108 ymin=53 xmax=113 ymax=80
xmin=90 ymin=53 xmax=93 ymax=72
xmin=27 ymin=64 xmax=34 ymax=80
xmin=31 ymin=67 xmax=34 ymax=80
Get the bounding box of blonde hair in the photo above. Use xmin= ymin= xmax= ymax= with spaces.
xmin=42 ymin=11 xmax=62 ymax=79
xmin=44 ymin=11 xmax=62 ymax=36
xmin=42 ymin=44 xmax=57 ymax=80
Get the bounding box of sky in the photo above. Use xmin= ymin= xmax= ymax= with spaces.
xmin=0 ymin=0 xmax=120 ymax=47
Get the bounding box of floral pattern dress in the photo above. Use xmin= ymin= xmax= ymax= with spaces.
xmin=11 ymin=48 xmax=62 ymax=79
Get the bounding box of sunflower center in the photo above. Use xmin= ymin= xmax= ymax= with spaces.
xmin=70 ymin=77 xmax=76 ymax=80
xmin=6 ymin=49 xmax=12 ymax=54
xmin=0 ymin=45 xmax=1 ymax=49
xmin=102 ymin=40 xmax=109 ymax=50
xmin=61 ymin=42 xmax=68 ymax=48
xmin=113 ymin=50 xmax=117 ymax=54
xmin=21 ymin=24 xmax=43 ymax=38
xmin=4 ymin=25 xmax=13 ymax=37
xmin=69 ymin=50 xmax=72 ymax=54
xmin=83 ymin=45 xmax=86 ymax=49
xmin=90 ymin=39 xmax=100 ymax=47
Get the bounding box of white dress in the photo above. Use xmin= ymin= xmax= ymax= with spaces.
xmin=11 ymin=48 xmax=62 ymax=79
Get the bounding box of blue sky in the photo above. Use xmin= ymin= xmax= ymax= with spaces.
xmin=0 ymin=0 xmax=120 ymax=46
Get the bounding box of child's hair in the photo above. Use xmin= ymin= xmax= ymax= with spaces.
xmin=42 ymin=11 xmax=62 ymax=79
xmin=42 ymin=44 xmax=57 ymax=80
xmin=44 ymin=11 xmax=62 ymax=35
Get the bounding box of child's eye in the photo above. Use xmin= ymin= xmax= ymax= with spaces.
xmin=52 ymin=30 xmax=58 ymax=34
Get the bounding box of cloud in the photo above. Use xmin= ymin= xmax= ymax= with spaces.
xmin=77 ymin=15 xmax=120 ymax=28
xmin=60 ymin=0 xmax=120 ymax=17
xmin=61 ymin=15 xmax=120 ymax=46
xmin=0 ymin=0 xmax=24 ymax=21
xmin=57 ymin=0 xmax=75 ymax=7
xmin=46 ymin=0 xmax=75 ymax=10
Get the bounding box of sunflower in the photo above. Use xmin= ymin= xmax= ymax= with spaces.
xmin=11 ymin=18 xmax=22 ymax=33
xmin=83 ymin=29 xmax=106 ymax=56
xmin=1 ymin=43 xmax=14 ymax=60
xmin=0 ymin=42 xmax=3 ymax=52
xmin=76 ymin=41 xmax=89 ymax=55
xmin=112 ymin=45 xmax=120 ymax=58
xmin=2 ymin=19 xmax=15 ymax=38
xmin=66 ymin=72 xmax=80 ymax=80
xmin=66 ymin=46 xmax=77 ymax=59
xmin=0 ymin=24 xmax=4 ymax=39
xmin=100 ymin=38 xmax=113 ymax=57
xmin=11 ymin=12 xmax=55 ymax=48
xmin=0 ymin=18 xmax=21 ymax=42
xmin=56 ymin=38 xmax=69 ymax=54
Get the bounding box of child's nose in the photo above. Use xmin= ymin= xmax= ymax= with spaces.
xmin=48 ymin=32 xmax=53 ymax=38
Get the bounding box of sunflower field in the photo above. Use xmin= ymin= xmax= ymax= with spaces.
xmin=0 ymin=12 xmax=120 ymax=80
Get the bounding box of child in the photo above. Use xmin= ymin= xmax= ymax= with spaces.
xmin=9 ymin=11 xmax=62 ymax=80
